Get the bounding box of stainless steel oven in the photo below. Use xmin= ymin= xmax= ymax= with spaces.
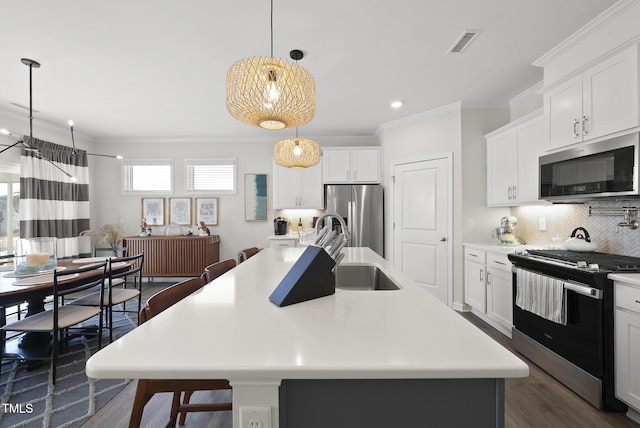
xmin=514 ymin=268 xmax=603 ymax=377
xmin=508 ymin=250 xmax=633 ymax=411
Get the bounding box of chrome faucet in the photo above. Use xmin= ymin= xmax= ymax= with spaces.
xmin=315 ymin=213 xmax=351 ymax=242
xmin=616 ymin=208 xmax=639 ymax=232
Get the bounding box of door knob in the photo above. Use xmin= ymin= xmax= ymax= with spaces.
xmin=439 ymin=237 xmax=446 ymax=241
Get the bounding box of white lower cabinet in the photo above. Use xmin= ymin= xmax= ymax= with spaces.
xmin=464 ymin=245 xmax=514 ymax=338
xmin=464 ymin=248 xmax=486 ymax=313
xmin=486 ymin=253 xmax=513 ymax=337
xmin=614 ymin=281 xmax=640 ymax=414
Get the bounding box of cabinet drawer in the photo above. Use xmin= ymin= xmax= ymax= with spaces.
xmin=487 ymin=253 xmax=512 ymax=272
xmin=616 ymin=282 xmax=640 ymax=314
xmin=269 ymin=239 xmax=297 ymax=248
xmin=464 ymin=248 xmax=486 ymax=264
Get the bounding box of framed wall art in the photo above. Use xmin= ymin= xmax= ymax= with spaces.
xmin=141 ymin=197 xmax=165 ymax=226
xmin=245 ymin=173 xmax=267 ymax=221
xmin=195 ymin=197 xmax=218 ymax=226
xmin=169 ymin=197 xmax=192 ymax=225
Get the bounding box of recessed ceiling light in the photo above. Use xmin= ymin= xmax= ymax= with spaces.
xmin=391 ymin=101 xmax=403 ymax=109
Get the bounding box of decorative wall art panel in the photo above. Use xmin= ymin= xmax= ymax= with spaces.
xmin=245 ymin=174 xmax=267 ymax=221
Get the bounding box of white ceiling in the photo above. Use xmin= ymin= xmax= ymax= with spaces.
xmin=0 ymin=0 xmax=617 ymax=143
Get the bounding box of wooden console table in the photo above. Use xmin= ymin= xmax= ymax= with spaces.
xmin=123 ymin=235 xmax=220 ymax=277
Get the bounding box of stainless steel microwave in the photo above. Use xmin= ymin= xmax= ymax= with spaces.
xmin=539 ymin=133 xmax=640 ymax=201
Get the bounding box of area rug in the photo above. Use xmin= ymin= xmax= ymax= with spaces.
xmin=0 ymin=282 xmax=171 ymax=428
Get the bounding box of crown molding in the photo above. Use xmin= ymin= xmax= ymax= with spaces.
xmin=377 ymin=102 xmax=462 ymax=132
xmin=375 ymin=100 xmax=510 ymax=136
xmin=533 ymin=0 xmax=638 ymax=67
xmin=93 ymin=135 xmax=377 ymax=146
xmin=484 ymin=108 xmax=543 ymax=139
xmin=509 ymin=82 xmax=543 ymax=105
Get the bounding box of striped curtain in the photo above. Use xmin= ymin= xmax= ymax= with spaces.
xmin=19 ymin=137 xmax=90 ymax=258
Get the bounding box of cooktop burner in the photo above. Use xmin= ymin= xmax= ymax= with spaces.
xmin=525 ymin=249 xmax=640 ymax=272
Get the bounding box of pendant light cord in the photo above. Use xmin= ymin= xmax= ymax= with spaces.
xmin=270 ymin=0 xmax=274 ymax=58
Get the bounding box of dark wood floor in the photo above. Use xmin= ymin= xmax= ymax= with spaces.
xmin=459 ymin=311 xmax=638 ymax=428
xmin=82 ymin=289 xmax=640 ymax=427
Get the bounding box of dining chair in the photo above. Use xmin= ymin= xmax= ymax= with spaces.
xmin=129 ymin=277 xmax=232 ymax=428
xmin=70 ymin=252 xmax=144 ymax=342
xmin=203 ymin=258 xmax=236 ymax=283
xmin=93 ymin=245 xmax=128 ymax=258
xmin=237 ymin=247 xmax=259 ymax=264
xmin=1 ymin=261 xmax=108 ymax=384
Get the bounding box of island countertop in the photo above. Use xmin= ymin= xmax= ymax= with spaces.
xmin=86 ymin=247 xmax=528 ymax=381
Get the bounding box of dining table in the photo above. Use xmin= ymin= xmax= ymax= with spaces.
xmin=0 ymin=257 xmax=131 ymax=366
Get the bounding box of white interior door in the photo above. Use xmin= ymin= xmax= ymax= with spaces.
xmin=393 ymin=156 xmax=451 ymax=304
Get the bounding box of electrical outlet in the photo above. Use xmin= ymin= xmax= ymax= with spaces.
xmin=467 ymin=217 xmax=475 ymax=228
xmin=240 ymin=406 xmax=272 ymax=428
xmin=538 ymin=217 xmax=547 ymax=231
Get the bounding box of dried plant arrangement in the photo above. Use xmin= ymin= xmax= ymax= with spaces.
xmin=80 ymin=221 xmax=127 ymax=248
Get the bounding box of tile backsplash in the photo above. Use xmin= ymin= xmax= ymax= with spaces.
xmin=511 ymin=201 xmax=640 ymax=257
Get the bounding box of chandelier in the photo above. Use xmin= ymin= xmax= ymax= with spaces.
xmin=274 ymin=128 xmax=320 ymax=169
xmin=1 ymin=59 xmax=123 ymax=164
xmin=226 ymin=1 xmax=315 ymax=130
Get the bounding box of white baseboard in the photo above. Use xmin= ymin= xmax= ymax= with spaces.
xmin=627 ymin=407 xmax=640 ymax=424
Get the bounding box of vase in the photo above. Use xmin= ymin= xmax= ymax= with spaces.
xmin=14 ymin=237 xmax=57 ymax=275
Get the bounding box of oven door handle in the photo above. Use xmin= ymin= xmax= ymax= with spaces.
xmin=564 ymin=281 xmax=603 ymax=299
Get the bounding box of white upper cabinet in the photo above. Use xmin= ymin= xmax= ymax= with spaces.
xmin=486 ymin=112 xmax=543 ymax=206
xmin=487 ymin=132 xmax=517 ymax=206
xmin=322 ymin=147 xmax=381 ymax=183
xmin=544 ymin=44 xmax=639 ymax=151
xmin=273 ymin=160 xmax=323 ymax=209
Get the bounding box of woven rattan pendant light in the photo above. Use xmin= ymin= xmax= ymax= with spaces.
xmin=274 ymin=128 xmax=320 ymax=168
xmin=226 ymin=0 xmax=315 ymax=130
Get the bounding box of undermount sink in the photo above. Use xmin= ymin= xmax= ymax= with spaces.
xmin=334 ymin=265 xmax=400 ymax=291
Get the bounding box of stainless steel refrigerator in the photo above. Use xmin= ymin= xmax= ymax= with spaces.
xmin=324 ymin=184 xmax=384 ymax=257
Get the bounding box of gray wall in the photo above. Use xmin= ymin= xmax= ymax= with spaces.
xmin=379 ymin=103 xmax=510 ymax=309
xmin=0 ymin=109 xmax=378 ymax=261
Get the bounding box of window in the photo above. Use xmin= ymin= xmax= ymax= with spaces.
xmin=185 ymin=158 xmax=236 ymax=194
xmin=0 ymin=171 xmax=20 ymax=256
xmin=122 ymin=159 xmax=173 ymax=195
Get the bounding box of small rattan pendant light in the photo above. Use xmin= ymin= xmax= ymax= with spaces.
xmin=226 ymin=0 xmax=315 ymax=130
xmin=274 ymin=127 xmax=320 ymax=168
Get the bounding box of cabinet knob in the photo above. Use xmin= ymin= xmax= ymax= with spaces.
xmin=439 ymin=237 xmax=446 ymax=241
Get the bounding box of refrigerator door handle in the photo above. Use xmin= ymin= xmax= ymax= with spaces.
xmin=347 ymin=201 xmax=354 ymax=243
xmin=351 ymin=186 xmax=356 ymax=245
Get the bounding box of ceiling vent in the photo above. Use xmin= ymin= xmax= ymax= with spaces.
xmin=447 ymin=29 xmax=482 ymax=54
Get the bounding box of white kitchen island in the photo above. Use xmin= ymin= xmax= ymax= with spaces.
xmin=86 ymin=247 xmax=529 ymax=428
